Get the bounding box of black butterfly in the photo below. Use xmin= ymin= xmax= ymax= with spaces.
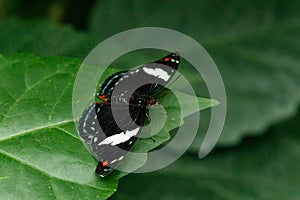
xmin=78 ymin=52 xmax=180 ymax=177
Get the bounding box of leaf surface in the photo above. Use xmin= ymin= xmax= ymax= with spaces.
xmin=0 ymin=53 xmax=215 ymax=199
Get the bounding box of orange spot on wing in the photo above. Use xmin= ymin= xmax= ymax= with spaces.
xmin=164 ymin=57 xmax=171 ymax=62
xmin=102 ymin=160 xmax=109 ymax=167
xmin=99 ymin=94 xmax=109 ymax=102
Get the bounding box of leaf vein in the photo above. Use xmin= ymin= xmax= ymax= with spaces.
xmin=0 ymin=120 xmax=73 ymax=142
xmin=0 ymin=149 xmax=105 ymax=191
xmin=0 ymin=71 xmax=60 ymax=126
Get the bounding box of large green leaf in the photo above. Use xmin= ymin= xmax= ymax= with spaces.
xmin=89 ymin=0 xmax=300 ymax=147
xmin=0 ymin=53 xmax=215 ymax=199
xmin=0 ymin=53 xmax=117 ymax=199
xmin=111 ymin=109 xmax=300 ymax=199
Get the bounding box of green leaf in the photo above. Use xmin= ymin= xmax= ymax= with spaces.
xmin=0 ymin=19 xmax=99 ymax=59
xmin=0 ymin=53 xmax=117 ymax=199
xmin=0 ymin=53 xmax=215 ymax=199
xmin=89 ymin=0 xmax=300 ymax=147
xmin=110 ymin=109 xmax=300 ymax=199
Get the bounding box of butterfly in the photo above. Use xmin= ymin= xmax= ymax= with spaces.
xmin=78 ymin=52 xmax=180 ymax=177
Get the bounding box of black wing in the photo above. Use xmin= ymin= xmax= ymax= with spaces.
xmin=107 ymin=52 xmax=180 ymax=102
xmin=97 ymin=70 xmax=128 ymax=102
xmin=140 ymin=51 xmax=180 ymax=95
xmin=78 ymin=102 xmax=146 ymax=177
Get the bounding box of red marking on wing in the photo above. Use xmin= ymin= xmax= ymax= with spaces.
xmin=102 ymin=160 xmax=109 ymax=167
xmin=98 ymin=94 xmax=109 ymax=102
xmin=164 ymin=57 xmax=171 ymax=62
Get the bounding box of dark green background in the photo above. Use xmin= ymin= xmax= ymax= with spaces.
xmin=0 ymin=0 xmax=299 ymax=199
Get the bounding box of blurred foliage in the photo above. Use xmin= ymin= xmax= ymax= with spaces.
xmin=0 ymin=0 xmax=299 ymax=199
xmin=0 ymin=19 xmax=99 ymax=59
xmin=89 ymin=0 xmax=300 ymax=147
xmin=112 ymin=107 xmax=300 ymax=199
xmin=0 ymin=0 xmax=95 ymax=29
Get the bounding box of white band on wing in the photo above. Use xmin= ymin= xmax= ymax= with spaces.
xmin=143 ymin=67 xmax=171 ymax=81
xmin=98 ymin=127 xmax=140 ymax=146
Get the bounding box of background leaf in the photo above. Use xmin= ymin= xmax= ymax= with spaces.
xmin=89 ymin=0 xmax=300 ymax=148
xmin=111 ymin=108 xmax=300 ymax=199
xmin=0 ymin=19 xmax=99 ymax=59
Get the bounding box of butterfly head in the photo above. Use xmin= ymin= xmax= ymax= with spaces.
xmin=146 ymin=96 xmax=157 ymax=107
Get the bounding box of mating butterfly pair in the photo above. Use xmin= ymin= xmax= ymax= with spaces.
xmin=78 ymin=52 xmax=180 ymax=177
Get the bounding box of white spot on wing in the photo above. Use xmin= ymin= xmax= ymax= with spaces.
xmin=126 ymin=128 xmax=139 ymax=137
xmin=111 ymin=159 xmax=117 ymax=164
xmin=143 ymin=67 xmax=170 ymax=81
xmin=98 ymin=127 xmax=140 ymax=146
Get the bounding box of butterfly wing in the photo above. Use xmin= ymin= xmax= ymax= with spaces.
xmin=97 ymin=70 xmax=128 ymax=102
xmin=94 ymin=102 xmax=147 ymax=176
xmin=78 ymin=71 xmax=126 ymax=145
xmin=141 ymin=52 xmax=180 ymax=95
xmin=78 ymin=102 xmax=147 ymax=177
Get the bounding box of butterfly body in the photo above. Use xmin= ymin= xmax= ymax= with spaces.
xmin=78 ymin=52 xmax=180 ymax=177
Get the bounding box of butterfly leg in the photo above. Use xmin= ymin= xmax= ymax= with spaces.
xmin=157 ymin=103 xmax=168 ymax=115
xmin=145 ymin=112 xmax=156 ymax=142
